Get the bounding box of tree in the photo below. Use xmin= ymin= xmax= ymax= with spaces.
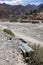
xmin=29 ymin=10 xmax=33 ymax=15
xmin=25 ymin=12 xmax=29 ymax=15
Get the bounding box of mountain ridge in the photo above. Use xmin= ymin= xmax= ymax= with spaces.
xmin=0 ymin=3 xmax=43 ymax=18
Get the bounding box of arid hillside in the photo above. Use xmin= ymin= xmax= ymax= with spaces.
xmin=0 ymin=3 xmax=43 ymax=22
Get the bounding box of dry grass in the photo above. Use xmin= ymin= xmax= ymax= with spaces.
xmin=28 ymin=44 xmax=43 ymax=65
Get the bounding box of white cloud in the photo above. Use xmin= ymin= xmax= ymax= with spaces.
xmin=30 ymin=2 xmax=41 ymax=5
xmin=0 ymin=0 xmax=23 ymax=5
xmin=0 ymin=0 xmax=43 ymax=5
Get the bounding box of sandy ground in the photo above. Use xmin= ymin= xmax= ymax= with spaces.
xmin=0 ymin=22 xmax=43 ymax=46
xmin=0 ymin=30 xmax=27 ymax=65
xmin=10 ymin=30 xmax=43 ymax=46
xmin=0 ymin=22 xmax=43 ymax=65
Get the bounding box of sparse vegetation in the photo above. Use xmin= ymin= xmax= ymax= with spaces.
xmin=28 ymin=44 xmax=43 ymax=65
xmin=28 ymin=9 xmax=37 ymax=20
xmin=3 ymin=29 xmax=14 ymax=36
xmin=9 ymin=15 xmax=18 ymax=22
xmin=21 ymin=15 xmax=28 ymax=19
xmin=0 ymin=3 xmax=43 ymax=22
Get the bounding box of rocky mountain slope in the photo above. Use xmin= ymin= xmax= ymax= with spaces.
xmin=0 ymin=3 xmax=43 ymax=18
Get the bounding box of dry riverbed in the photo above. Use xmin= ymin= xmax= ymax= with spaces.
xmin=0 ymin=22 xmax=43 ymax=65
xmin=0 ymin=22 xmax=43 ymax=46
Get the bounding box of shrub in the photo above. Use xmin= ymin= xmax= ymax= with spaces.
xmin=3 ymin=29 xmax=14 ymax=36
xmin=28 ymin=44 xmax=43 ymax=65
xmin=21 ymin=15 xmax=27 ymax=19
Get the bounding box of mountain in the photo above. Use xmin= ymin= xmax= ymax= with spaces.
xmin=0 ymin=3 xmax=38 ymax=15
xmin=1 ymin=3 xmax=26 ymax=15
xmin=0 ymin=3 xmax=12 ymax=18
xmin=25 ymin=4 xmax=38 ymax=11
xmin=0 ymin=3 xmax=43 ymax=19
xmin=38 ymin=4 xmax=43 ymax=11
xmin=2 ymin=3 xmax=38 ymax=13
xmin=9 ymin=5 xmax=26 ymax=15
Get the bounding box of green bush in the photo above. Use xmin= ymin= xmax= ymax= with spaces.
xmin=21 ymin=15 xmax=27 ymax=19
xmin=3 ymin=29 xmax=14 ymax=36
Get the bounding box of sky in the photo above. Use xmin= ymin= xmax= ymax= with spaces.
xmin=0 ymin=0 xmax=43 ymax=5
